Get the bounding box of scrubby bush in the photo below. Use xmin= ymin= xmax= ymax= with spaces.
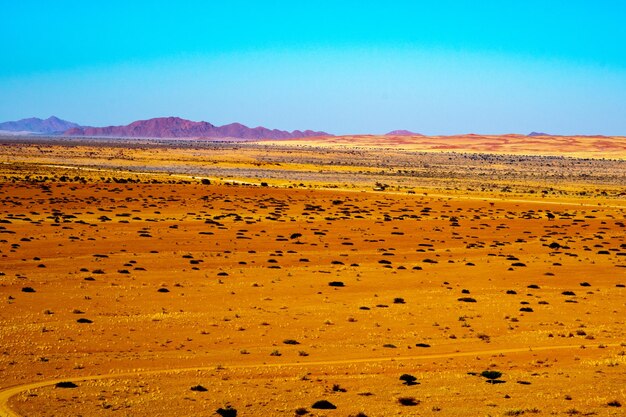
xmin=399 ymin=374 xmax=418 ymax=385
xmin=55 ymin=381 xmax=78 ymax=388
xmin=398 ymin=397 xmax=419 ymax=406
xmin=481 ymin=370 xmax=503 ymax=383
xmin=216 ymin=406 xmax=237 ymax=417
xmin=311 ymin=400 xmax=336 ymax=409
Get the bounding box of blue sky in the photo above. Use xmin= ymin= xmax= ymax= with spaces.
xmin=2 ymin=0 xmax=626 ymax=135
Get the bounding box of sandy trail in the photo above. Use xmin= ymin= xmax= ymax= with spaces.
xmin=0 ymin=342 xmax=620 ymax=417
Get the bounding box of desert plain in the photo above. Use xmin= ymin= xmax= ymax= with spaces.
xmin=0 ymin=134 xmax=625 ymax=416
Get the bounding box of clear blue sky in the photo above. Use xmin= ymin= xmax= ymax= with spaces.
xmin=2 ymin=0 xmax=626 ymax=135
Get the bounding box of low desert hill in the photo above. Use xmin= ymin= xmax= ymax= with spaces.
xmin=385 ymin=129 xmax=424 ymax=136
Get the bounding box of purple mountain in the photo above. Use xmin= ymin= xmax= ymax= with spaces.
xmin=0 ymin=116 xmax=79 ymax=133
xmin=64 ymin=117 xmax=330 ymax=139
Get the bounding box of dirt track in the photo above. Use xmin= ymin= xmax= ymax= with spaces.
xmin=2 ymin=343 xmax=623 ymax=417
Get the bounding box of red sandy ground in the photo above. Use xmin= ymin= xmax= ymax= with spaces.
xmin=0 ymin=137 xmax=625 ymax=416
xmin=0 ymin=174 xmax=624 ymax=416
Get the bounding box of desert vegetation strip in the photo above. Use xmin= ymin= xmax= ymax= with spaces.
xmin=2 ymin=138 xmax=625 ymax=198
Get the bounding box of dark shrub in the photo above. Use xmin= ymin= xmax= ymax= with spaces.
xmin=481 ymin=370 xmax=503 ymax=383
xmin=216 ymin=406 xmax=237 ymax=417
xmin=398 ymin=397 xmax=419 ymax=406
xmin=399 ymin=374 xmax=418 ymax=385
xmin=332 ymin=384 xmax=346 ymax=392
xmin=55 ymin=381 xmax=78 ymax=388
xmin=312 ymin=400 xmax=336 ymax=409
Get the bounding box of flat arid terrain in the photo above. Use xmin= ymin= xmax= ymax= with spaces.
xmin=0 ymin=135 xmax=625 ymax=416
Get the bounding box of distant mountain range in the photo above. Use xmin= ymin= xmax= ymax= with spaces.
xmin=64 ymin=117 xmax=330 ymax=139
xmin=0 ymin=116 xmax=330 ymax=139
xmin=0 ymin=116 xmax=609 ymax=139
xmin=0 ymin=116 xmax=79 ymax=134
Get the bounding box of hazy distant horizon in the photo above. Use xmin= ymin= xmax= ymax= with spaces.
xmin=2 ymin=1 xmax=626 ymax=136
xmin=4 ymin=114 xmax=626 ymax=138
